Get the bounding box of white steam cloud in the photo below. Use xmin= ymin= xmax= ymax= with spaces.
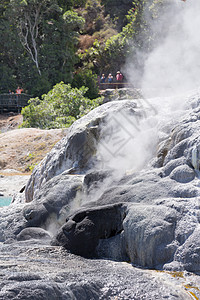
xmin=141 ymin=0 xmax=200 ymax=97
xmin=94 ymin=0 xmax=199 ymax=179
xmin=96 ymin=103 xmax=159 ymax=175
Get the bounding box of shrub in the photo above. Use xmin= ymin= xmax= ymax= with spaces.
xmin=21 ymin=82 xmax=103 ymax=129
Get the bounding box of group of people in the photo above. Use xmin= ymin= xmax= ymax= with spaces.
xmin=100 ymin=71 xmax=123 ymax=84
xmin=9 ymin=87 xmax=24 ymax=95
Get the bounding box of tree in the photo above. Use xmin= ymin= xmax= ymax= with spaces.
xmin=0 ymin=0 xmax=22 ymax=92
xmin=1 ymin=0 xmax=85 ymax=96
xmin=10 ymin=0 xmax=54 ymax=75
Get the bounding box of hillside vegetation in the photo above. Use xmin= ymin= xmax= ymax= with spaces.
xmin=0 ymin=0 xmax=165 ymax=128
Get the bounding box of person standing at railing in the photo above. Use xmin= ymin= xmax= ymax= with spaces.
xmin=108 ymin=73 xmax=113 ymax=83
xmin=100 ymin=74 xmax=106 ymax=83
xmin=16 ymin=86 xmax=24 ymax=94
xmin=116 ymin=71 xmax=123 ymax=82
xmin=16 ymin=86 xmax=23 ymax=107
xmin=116 ymin=71 xmax=123 ymax=88
xmin=107 ymin=73 xmax=114 ymax=89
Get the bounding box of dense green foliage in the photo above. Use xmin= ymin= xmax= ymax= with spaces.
xmin=78 ymin=0 xmax=164 ymax=77
xmin=1 ymin=0 xmax=165 ymax=129
xmin=1 ymin=0 xmax=164 ymax=96
xmin=72 ymin=69 xmax=99 ymax=99
xmin=21 ymin=82 xmax=103 ymax=128
xmin=0 ymin=0 xmax=84 ymax=96
xmin=101 ymin=0 xmax=133 ymax=30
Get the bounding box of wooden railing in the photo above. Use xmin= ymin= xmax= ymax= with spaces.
xmin=0 ymin=93 xmax=31 ymax=113
xmin=98 ymin=82 xmax=134 ymax=90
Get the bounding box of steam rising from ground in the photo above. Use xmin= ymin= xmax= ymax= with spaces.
xmin=95 ymin=0 xmax=199 ymax=179
xmin=95 ymin=93 xmax=188 ymax=179
xmin=96 ymin=102 xmax=158 ymax=175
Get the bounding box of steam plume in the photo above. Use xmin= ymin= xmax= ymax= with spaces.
xmin=141 ymin=0 xmax=200 ymax=97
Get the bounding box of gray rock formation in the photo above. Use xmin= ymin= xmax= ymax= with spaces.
xmin=23 ymin=174 xmax=84 ymax=233
xmin=2 ymin=91 xmax=200 ymax=298
xmin=51 ymin=203 xmax=126 ymax=258
xmin=25 ymin=100 xmax=139 ymax=202
xmin=17 ymin=227 xmax=51 ymax=241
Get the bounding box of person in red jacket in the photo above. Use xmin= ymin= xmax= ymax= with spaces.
xmin=116 ymin=71 xmax=123 ymax=88
xmin=16 ymin=86 xmax=24 ymax=94
xmin=116 ymin=71 xmax=123 ymax=82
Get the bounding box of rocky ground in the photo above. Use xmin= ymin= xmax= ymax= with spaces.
xmin=0 ymin=113 xmax=66 ymax=196
xmin=1 ymin=93 xmax=200 ymax=299
xmin=0 ymin=240 xmax=198 ymax=300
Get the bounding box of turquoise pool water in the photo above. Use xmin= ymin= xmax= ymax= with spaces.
xmin=0 ymin=197 xmax=12 ymax=207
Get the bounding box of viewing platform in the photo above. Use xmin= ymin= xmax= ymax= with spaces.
xmin=0 ymin=93 xmax=31 ymax=113
xmin=98 ymin=82 xmax=134 ymax=91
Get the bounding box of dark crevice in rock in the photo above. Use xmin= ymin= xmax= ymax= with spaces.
xmin=51 ymin=203 xmax=127 ymax=259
